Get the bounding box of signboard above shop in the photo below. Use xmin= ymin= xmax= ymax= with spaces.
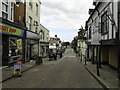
xmin=26 ymin=31 xmax=39 ymax=40
xmin=0 ymin=23 xmax=24 ymax=37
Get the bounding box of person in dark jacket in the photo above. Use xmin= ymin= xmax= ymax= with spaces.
xmin=49 ymin=49 xmax=53 ymax=61
xmin=53 ymin=49 xmax=57 ymax=60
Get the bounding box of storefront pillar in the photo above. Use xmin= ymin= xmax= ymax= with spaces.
xmin=92 ymin=46 xmax=95 ymax=64
xmin=22 ymin=29 xmax=26 ymax=63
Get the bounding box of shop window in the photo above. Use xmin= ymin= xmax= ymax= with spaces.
xmin=101 ymin=12 xmax=109 ymax=34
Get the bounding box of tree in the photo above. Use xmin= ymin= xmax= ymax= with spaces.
xmin=62 ymin=42 xmax=70 ymax=47
xmin=71 ymin=36 xmax=78 ymax=53
xmin=78 ymin=26 xmax=85 ymax=40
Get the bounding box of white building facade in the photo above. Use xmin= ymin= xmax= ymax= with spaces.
xmin=39 ymin=24 xmax=49 ymax=57
xmin=0 ymin=0 xmax=16 ymax=21
xmin=25 ymin=0 xmax=41 ymax=60
xmin=86 ymin=1 xmax=118 ymax=69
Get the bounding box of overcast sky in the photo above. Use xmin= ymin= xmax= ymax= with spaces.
xmin=40 ymin=0 xmax=94 ymax=42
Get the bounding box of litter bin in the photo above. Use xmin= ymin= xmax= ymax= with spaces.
xmin=14 ymin=60 xmax=22 ymax=77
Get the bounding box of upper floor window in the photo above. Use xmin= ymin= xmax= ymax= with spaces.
xmin=29 ymin=0 xmax=33 ymax=10
xmin=35 ymin=21 xmax=38 ymax=33
xmin=36 ymin=4 xmax=38 ymax=15
xmin=101 ymin=12 xmax=108 ymax=34
xmin=88 ymin=26 xmax=91 ymax=39
xmin=2 ymin=2 xmax=8 ymax=20
xmin=2 ymin=12 xmax=8 ymax=19
xmin=2 ymin=3 xmax=8 ymax=12
xmin=2 ymin=0 xmax=8 ymax=4
xmin=29 ymin=16 xmax=32 ymax=30
xmin=11 ymin=2 xmax=14 ymax=20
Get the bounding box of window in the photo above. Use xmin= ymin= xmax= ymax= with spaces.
xmin=2 ymin=0 xmax=8 ymax=4
xmin=43 ymin=32 xmax=44 ymax=40
xmin=2 ymin=3 xmax=8 ymax=12
xmin=89 ymin=26 xmax=91 ymax=39
xmin=36 ymin=4 xmax=38 ymax=15
xmin=29 ymin=1 xmax=33 ymax=10
xmin=11 ymin=8 xmax=13 ymax=20
xmin=2 ymin=12 xmax=8 ymax=19
xmin=101 ymin=12 xmax=108 ymax=34
xmin=2 ymin=1 xmax=8 ymax=20
xmin=29 ymin=16 xmax=32 ymax=30
xmin=35 ymin=21 xmax=38 ymax=33
xmin=40 ymin=30 xmax=42 ymax=40
xmin=11 ymin=2 xmax=14 ymax=20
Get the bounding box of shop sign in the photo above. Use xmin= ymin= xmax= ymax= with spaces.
xmin=0 ymin=24 xmax=24 ymax=37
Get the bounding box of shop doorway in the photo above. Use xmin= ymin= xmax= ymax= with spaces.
xmin=2 ymin=35 xmax=9 ymax=66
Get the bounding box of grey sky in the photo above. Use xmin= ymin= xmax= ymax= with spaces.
xmin=40 ymin=0 xmax=94 ymax=42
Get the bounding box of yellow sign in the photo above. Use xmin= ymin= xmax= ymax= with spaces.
xmin=0 ymin=24 xmax=22 ymax=36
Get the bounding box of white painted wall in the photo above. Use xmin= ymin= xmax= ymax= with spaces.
xmin=1 ymin=0 xmax=15 ymax=22
xmin=39 ymin=24 xmax=49 ymax=42
xmin=87 ymin=1 xmax=118 ymax=44
xmin=26 ymin=0 xmax=41 ymax=32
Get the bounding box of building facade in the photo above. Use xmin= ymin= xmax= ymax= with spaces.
xmin=86 ymin=1 xmax=118 ymax=70
xmin=0 ymin=0 xmax=15 ymax=22
xmin=0 ymin=0 xmax=26 ymax=66
xmin=25 ymin=0 xmax=41 ymax=61
xmin=0 ymin=0 xmax=42 ymax=67
xmin=39 ymin=24 xmax=49 ymax=57
xmin=14 ymin=0 xmax=41 ymax=61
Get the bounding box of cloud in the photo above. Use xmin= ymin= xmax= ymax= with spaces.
xmin=40 ymin=0 xmax=94 ymax=42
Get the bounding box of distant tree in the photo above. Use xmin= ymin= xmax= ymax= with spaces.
xmin=78 ymin=26 xmax=85 ymax=40
xmin=71 ymin=36 xmax=78 ymax=53
xmin=62 ymin=42 xmax=70 ymax=47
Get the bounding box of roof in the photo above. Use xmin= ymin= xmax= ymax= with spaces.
xmin=87 ymin=2 xmax=101 ymax=23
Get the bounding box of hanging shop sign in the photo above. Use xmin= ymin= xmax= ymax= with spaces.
xmin=0 ymin=23 xmax=24 ymax=37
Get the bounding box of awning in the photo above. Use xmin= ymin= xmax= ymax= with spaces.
xmin=26 ymin=31 xmax=39 ymax=40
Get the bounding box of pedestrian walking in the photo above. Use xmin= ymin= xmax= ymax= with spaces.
xmin=49 ymin=49 xmax=53 ymax=61
xmin=53 ymin=49 xmax=57 ymax=60
xmin=60 ymin=49 xmax=63 ymax=58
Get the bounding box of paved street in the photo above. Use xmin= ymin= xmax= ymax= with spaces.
xmin=2 ymin=48 xmax=102 ymax=88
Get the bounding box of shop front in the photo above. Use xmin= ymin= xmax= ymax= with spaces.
xmin=0 ymin=18 xmax=25 ymax=66
xmin=26 ymin=31 xmax=39 ymax=62
xmin=39 ymin=42 xmax=49 ymax=57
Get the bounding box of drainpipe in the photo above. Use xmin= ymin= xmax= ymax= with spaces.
xmin=96 ymin=9 xmax=100 ymax=76
xmin=96 ymin=9 xmax=102 ymax=69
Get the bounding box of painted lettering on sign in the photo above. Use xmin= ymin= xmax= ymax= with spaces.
xmin=0 ymin=24 xmax=23 ymax=36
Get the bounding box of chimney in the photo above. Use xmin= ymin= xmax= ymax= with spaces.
xmin=93 ymin=0 xmax=97 ymax=6
xmin=89 ymin=9 xmax=94 ymax=15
